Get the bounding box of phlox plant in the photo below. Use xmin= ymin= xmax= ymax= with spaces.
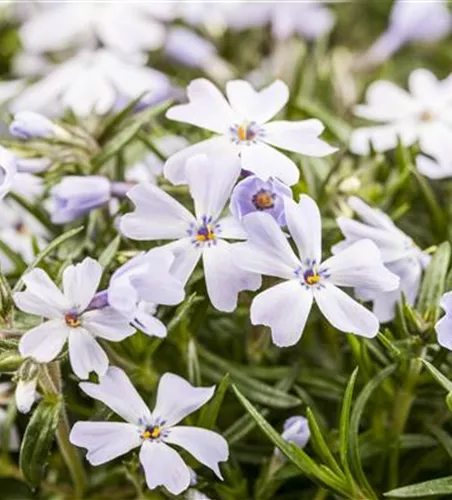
xmin=2 ymin=2 xmax=452 ymax=500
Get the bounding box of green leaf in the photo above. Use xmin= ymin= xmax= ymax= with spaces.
xmin=385 ymin=476 xmax=452 ymax=497
xmin=417 ymin=241 xmax=450 ymax=323
xmin=306 ymin=407 xmax=344 ymax=478
xmin=232 ymin=385 xmax=352 ymax=498
xmin=0 ymin=266 xmax=14 ymax=324
xmin=20 ymin=397 xmax=62 ymax=488
xmin=187 ymin=339 xmax=201 ymax=386
xmin=98 ymin=235 xmax=121 ymax=269
xmin=0 ymin=349 xmax=23 ymax=372
xmin=349 ymin=365 xmax=397 ymax=500
xmin=339 ymin=367 xmax=359 ymax=478
xmin=421 ymin=359 xmax=452 ymax=393
xmin=198 ymin=373 xmax=230 ymax=430
xmin=12 ymin=226 xmax=84 ymax=294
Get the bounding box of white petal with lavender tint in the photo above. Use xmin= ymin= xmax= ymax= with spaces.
xmin=68 ymin=329 xmax=109 ymax=379
xmin=166 ymin=78 xmax=237 ymax=134
xmin=164 ymin=136 xmax=233 ymax=186
xmin=80 ymin=366 xmax=151 ymax=424
xmin=14 ymin=268 xmax=69 ymax=318
xmin=284 ymin=196 xmax=322 ymax=264
xmin=165 ymin=426 xmax=228 ymax=479
xmin=120 ymin=183 xmax=195 ymax=240
xmin=217 ymin=215 xmax=247 ymax=240
xmin=70 ymin=422 xmax=141 ymax=465
xmin=82 ymin=308 xmax=136 ymax=341
xmin=161 ymin=239 xmax=202 ymax=286
xmin=185 ymin=154 xmax=241 ymax=221
xmin=314 ymin=283 xmax=379 ymax=338
xmin=436 ymin=291 xmax=452 ymax=350
xmin=236 ymin=212 xmax=300 ymax=279
xmin=202 ymin=239 xmax=261 ymax=312
xmin=350 ymin=122 xmax=418 ymax=155
xmin=322 ymin=240 xmax=399 ymax=291
xmin=15 ymin=378 xmax=38 ymax=414
xmin=134 ymin=309 xmax=167 ymax=338
xmin=240 ymin=142 xmax=300 ymax=186
xmin=19 ymin=319 xmax=70 ymax=362
xmin=62 ymin=257 xmax=103 ymax=312
xmin=251 ymin=280 xmax=313 ymax=347
xmin=152 ymin=373 xmax=215 ymax=427
xmin=226 ymin=79 xmax=289 ymax=124
xmin=140 ymin=440 xmax=191 ymax=495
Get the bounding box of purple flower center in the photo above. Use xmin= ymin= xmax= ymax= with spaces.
xmin=252 ymin=189 xmax=275 ymax=210
xmin=188 ymin=216 xmax=221 ymax=247
xmin=141 ymin=425 xmax=161 ymax=440
xmin=65 ymin=312 xmax=81 ymax=328
xmin=303 ymin=268 xmax=321 ymax=286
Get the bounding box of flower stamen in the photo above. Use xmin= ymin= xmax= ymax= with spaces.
xmin=252 ymin=189 xmax=275 ymax=210
xmin=141 ymin=425 xmax=161 ymax=440
xmin=65 ymin=312 xmax=81 ymax=328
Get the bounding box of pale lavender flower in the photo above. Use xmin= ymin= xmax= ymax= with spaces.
xmin=49 ymin=176 xmax=111 ymax=224
xmin=333 ymin=197 xmax=430 ymax=323
xmin=70 ymin=367 xmax=229 ymax=496
xmin=14 ymin=258 xmax=135 ymax=379
xmin=165 ymin=78 xmax=336 ymax=186
xmin=120 ymin=153 xmax=261 ymax=312
xmin=360 ymin=0 xmax=452 ymax=67
xmin=235 ymin=195 xmax=399 ymax=347
xmin=107 ymin=248 xmax=185 ymax=338
xmin=230 ymin=175 xmax=292 ymax=226
xmin=281 ymin=416 xmax=310 ymax=449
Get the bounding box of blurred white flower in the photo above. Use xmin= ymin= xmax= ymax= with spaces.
xmin=166 ymin=78 xmax=336 ymax=186
xmin=350 ymin=69 xmax=452 ymax=155
xmin=70 ymin=367 xmax=229 ymax=496
xmin=359 ymin=0 xmax=452 ymax=67
xmin=11 ymin=49 xmax=171 ymax=118
xmin=19 ymin=2 xmax=172 ymax=58
xmin=14 ymin=258 xmax=136 ymax=379
xmin=333 ymin=197 xmax=430 ymax=323
xmin=120 ymin=153 xmax=261 ymax=312
xmin=235 ymin=195 xmax=399 ymax=346
xmin=416 ymin=126 xmax=452 ymax=179
xmin=0 ymin=147 xmax=18 ymax=201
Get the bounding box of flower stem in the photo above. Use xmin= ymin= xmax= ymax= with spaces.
xmin=40 ymin=363 xmax=87 ymax=499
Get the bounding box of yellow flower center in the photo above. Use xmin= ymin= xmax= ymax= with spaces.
xmin=252 ymin=189 xmax=275 ymax=210
xmin=196 ymin=223 xmax=216 ymax=242
xmin=65 ymin=313 xmax=81 ymax=328
xmin=304 ymin=269 xmax=321 ymax=286
xmin=142 ymin=426 xmax=161 ymax=440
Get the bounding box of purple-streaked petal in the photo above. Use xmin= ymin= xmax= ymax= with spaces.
xmin=82 ymin=307 xmax=136 ymax=341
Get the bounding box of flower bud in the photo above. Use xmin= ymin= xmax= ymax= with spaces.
xmin=10 ymin=111 xmax=70 ymax=141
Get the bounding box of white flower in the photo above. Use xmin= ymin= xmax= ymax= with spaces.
xmin=165 ymin=78 xmax=337 ymax=186
xmin=11 ymin=49 xmax=171 ymax=118
xmin=234 ymin=195 xmax=399 ymax=347
xmin=436 ymin=292 xmax=452 ymax=350
xmin=333 ymin=197 xmax=430 ymax=323
xmin=0 ymin=147 xmax=17 ymax=201
xmin=14 ymin=258 xmax=135 ymax=379
xmin=416 ymin=125 xmax=452 ymax=179
xmin=0 ymin=383 xmax=20 ymax=451
xmin=15 ymin=378 xmax=38 ymax=414
xmin=359 ymin=0 xmax=452 ymax=67
xmin=70 ymin=367 xmax=229 ymax=496
xmin=120 ymin=153 xmax=261 ymax=312
xmin=108 ymin=248 xmax=185 ymax=338
xmin=19 ymin=2 xmax=171 ymax=57
xmin=350 ymin=69 xmax=452 ymax=156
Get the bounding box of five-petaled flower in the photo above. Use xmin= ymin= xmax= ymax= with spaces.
xmin=164 ymin=78 xmax=337 ymax=186
xmin=14 ymin=258 xmax=136 ymax=379
xmin=234 ymin=195 xmax=399 ymax=346
xmin=120 ymin=153 xmax=261 ymax=312
xmin=70 ymin=367 xmax=229 ymax=496
xmin=333 ymin=196 xmax=430 ymax=323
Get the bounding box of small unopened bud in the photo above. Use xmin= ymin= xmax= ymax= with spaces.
xmin=10 ymin=111 xmax=70 ymax=141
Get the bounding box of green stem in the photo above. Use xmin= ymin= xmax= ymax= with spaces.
xmin=40 ymin=363 xmax=87 ymax=499
xmin=388 ymin=359 xmax=422 ymax=490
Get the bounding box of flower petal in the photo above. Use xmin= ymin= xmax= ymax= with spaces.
xmin=134 ymin=310 xmax=167 ymax=338
xmin=240 ymin=142 xmax=299 ymax=186
xmin=285 ymin=195 xmax=321 ymax=264
xmin=68 ymin=329 xmax=109 ymax=380
xmin=262 ymin=120 xmax=337 ymax=156
xmin=202 ymin=239 xmax=261 ymax=312
xmin=321 ymin=240 xmax=399 ymax=291
xmin=166 ymin=78 xmax=237 ymax=134
xmin=161 ymin=238 xmax=202 ymax=285
xmin=185 ymin=153 xmax=241 ymax=221
xmin=62 ymin=257 xmax=102 ymax=313
xmin=218 ymin=215 xmax=247 ymax=240
xmin=19 ymin=319 xmax=69 ymax=363
xmin=82 ymin=308 xmax=136 ymax=341
xmin=436 ymin=315 xmax=452 ymax=351
xmin=79 ymin=366 xmax=151 ymax=424
xmin=120 ymin=183 xmax=195 ymax=240
xmin=349 ymin=122 xmax=418 ymax=155
xmin=14 ymin=268 xmax=69 ymax=318
xmin=165 ymin=426 xmax=228 ymax=479
xmin=250 ymin=280 xmax=313 ymax=347
xmin=70 ymin=422 xmax=141 ymax=466
xmin=164 ymin=136 xmax=233 ymax=186
xmin=152 ymin=373 xmax=214 ymax=427
xmin=226 ymin=79 xmax=289 ymax=124
xmin=140 ymin=440 xmax=191 ymax=495
xmin=314 ymin=283 xmax=379 ymax=338
xmin=235 ymin=212 xmax=299 ymax=279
